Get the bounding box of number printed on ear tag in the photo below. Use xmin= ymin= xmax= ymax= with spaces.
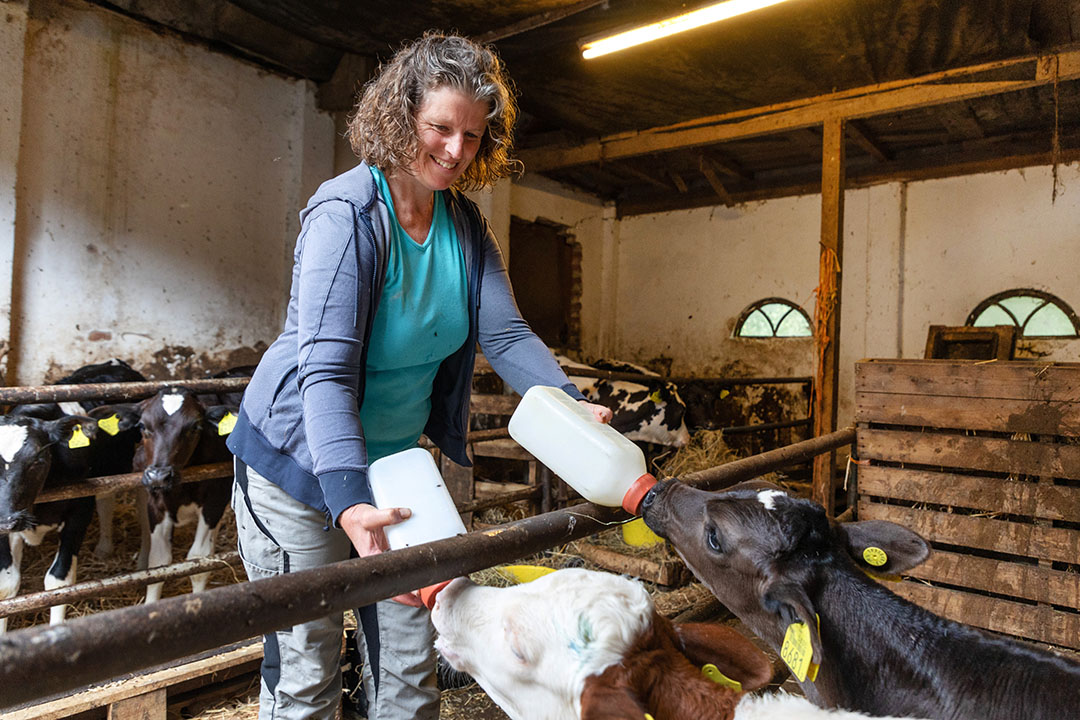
xmin=781 ymin=617 xmax=820 ymax=682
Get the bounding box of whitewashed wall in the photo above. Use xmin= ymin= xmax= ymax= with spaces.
xmin=0 ymin=1 xmax=28 ymax=381
xmin=5 ymin=0 xmax=333 ymax=383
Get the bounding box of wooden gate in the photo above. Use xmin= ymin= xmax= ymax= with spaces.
xmin=855 ymin=359 xmax=1080 ymax=649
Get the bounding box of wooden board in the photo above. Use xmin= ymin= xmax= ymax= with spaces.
xmin=574 ymin=543 xmax=688 ymax=587
xmin=854 ymin=359 xmax=1080 ymax=403
xmin=892 ymin=581 xmax=1080 ymax=649
xmin=858 ymin=500 xmax=1080 ymax=566
xmin=5 ymin=640 xmax=261 ymax=720
xmin=857 ymin=428 xmax=1080 ymax=481
xmin=471 ymin=438 xmax=535 ymax=461
xmin=858 ymin=465 xmax=1080 ymax=521
xmin=854 ymin=392 xmax=1080 ymax=434
xmin=904 ymin=549 xmax=1080 ymax=608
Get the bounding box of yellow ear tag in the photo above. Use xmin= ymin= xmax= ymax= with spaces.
xmin=701 ymin=663 xmax=742 ymax=692
xmin=217 ymin=412 xmax=237 ymax=436
xmin=719 ymin=389 xmax=730 ymax=399
xmin=649 ymin=389 xmax=662 ymax=404
xmin=68 ymin=424 xmax=91 ymax=449
xmin=644 ymin=715 xmax=655 ymax=720
xmin=780 ymin=616 xmax=820 ymax=683
xmin=98 ymin=414 xmax=121 ymax=436
xmin=863 ymin=546 xmax=888 ymax=567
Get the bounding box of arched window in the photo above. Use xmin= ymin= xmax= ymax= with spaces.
xmin=967 ymin=289 xmax=1080 ymax=338
xmin=735 ymin=298 xmax=812 ymax=338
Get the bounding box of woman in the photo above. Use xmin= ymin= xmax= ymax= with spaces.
xmin=227 ymin=32 xmax=611 ymax=720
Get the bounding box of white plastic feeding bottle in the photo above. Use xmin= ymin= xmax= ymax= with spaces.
xmin=368 ymin=447 xmax=467 ymax=608
xmin=508 ymin=385 xmax=657 ymax=515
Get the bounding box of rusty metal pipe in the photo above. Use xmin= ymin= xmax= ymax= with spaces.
xmin=0 ymin=377 xmax=250 ymax=405
xmin=36 ymin=461 xmax=233 ymax=503
xmin=0 ymin=429 xmax=853 ymax=709
xmin=0 ymin=553 xmax=243 ymax=618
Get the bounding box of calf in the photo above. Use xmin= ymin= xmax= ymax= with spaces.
xmin=103 ymin=388 xmax=234 ymax=603
xmin=641 ymin=480 xmax=1080 ymax=720
xmin=0 ymin=413 xmax=99 ymax=630
xmin=557 ymin=356 xmax=690 ymax=447
xmin=16 ymin=358 xmax=146 ymax=558
xmin=430 ymin=568 xmax=921 ymax=720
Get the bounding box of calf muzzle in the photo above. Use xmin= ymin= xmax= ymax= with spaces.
xmin=0 ymin=509 xmax=35 ymax=534
xmin=639 ymin=478 xmax=674 ymax=536
xmin=142 ymin=465 xmax=178 ymax=491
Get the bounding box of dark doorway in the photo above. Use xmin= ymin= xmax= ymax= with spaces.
xmin=508 ymin=217 xmax=580 ymax=350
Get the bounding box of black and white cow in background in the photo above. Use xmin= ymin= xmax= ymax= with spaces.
xmin=0 ymin=412 xmax=102 ymax=631
xmin=555 ymin=355 xmax=691 ymax=448
xmin=99 ymin=388 xmax=235 ymax=603
xmin=13 ymin=358 xmax=147 ymax=558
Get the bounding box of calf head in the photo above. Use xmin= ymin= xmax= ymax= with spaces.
xmin=0 ymin=414 xmax=97 ymax=532
xmin=431 ymin=568 xmax=771 ymax=720
xmin=133 ymin=389 xmax=206 ymax=492
xmin=641 ymin=480 xmax=930 ymax=676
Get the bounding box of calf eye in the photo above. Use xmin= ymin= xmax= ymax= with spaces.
xmin=706 ymin=527 xmax=724 ymax=553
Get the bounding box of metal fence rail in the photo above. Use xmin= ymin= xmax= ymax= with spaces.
xmin=0 ymin=428 xmax=854 ymax=710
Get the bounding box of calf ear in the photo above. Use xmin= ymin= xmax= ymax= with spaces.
xmin=840 ymin=520 xmax=930 ymax=574
xmin=674 ymin=623 xmax=773 ymax=692
xmin=89 ymin=404 xmax=142 ymax=432
xmin=46 ymin=415 xmax=99 ymax=444
xmin=581 ymin=671 xmax=648 ymax=720
xmin=761 ymin=580 xmax=824 ymax=670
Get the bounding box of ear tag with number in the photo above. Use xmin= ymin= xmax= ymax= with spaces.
xmin=68 ymin=424 xmax=91 ymax=449
xmin=217 ymin=412 xmax=237 ymax=436
xmin=701 ymin=663 xmax=742 ymax=692
xmin=98 ymin=414 xmax=121 ymax=436
xmin=863 ymin=546 xmax=888 ymax=567
xmin=780 ymin=615 xmax=820 ymax=683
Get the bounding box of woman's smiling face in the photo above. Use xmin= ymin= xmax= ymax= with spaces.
xmin=409 ymin=85 xmax=489 ymax=191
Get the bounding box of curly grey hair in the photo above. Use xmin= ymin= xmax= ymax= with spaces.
xmin=347 ymin=32 xmax=520 ymax=191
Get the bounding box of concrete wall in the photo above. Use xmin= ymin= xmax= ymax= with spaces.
xmin=0 ymin=1 xmax=28 ymax=381
xmin=5 ymin=0 xmax=333 ymax=382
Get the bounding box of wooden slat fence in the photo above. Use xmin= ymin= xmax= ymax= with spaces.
xmin=855 ymin=359 xmax=1080 ymax=650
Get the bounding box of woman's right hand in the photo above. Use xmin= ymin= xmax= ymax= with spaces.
xmin=339 ymin=503 xmax=425 ymax=607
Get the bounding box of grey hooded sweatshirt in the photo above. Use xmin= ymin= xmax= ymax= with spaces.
xmin=227 ymin=162 xmax=584 ymax=524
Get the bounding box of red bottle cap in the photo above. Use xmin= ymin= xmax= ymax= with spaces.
xmin=420 ymin=580 xmax=453 ymax=610
xmin=621 ymin=473 xmax=657 ymax=515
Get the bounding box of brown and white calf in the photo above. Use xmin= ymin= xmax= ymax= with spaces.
xmin=430 ymin=567 xmax=924 ymax=720
xmin=641 ymin=480 xmax=1080 ymax=720
xmin=0 ymin=413 xmax=100 ymax=630
xmin=103 ymin=388 xmax=234 ymax=603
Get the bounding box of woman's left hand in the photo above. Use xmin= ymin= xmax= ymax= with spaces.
xmin=580 ymin=401 xmax=613 ymax=424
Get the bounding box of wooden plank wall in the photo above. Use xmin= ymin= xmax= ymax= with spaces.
xmin=854 ymin=359 xmax=1080 ymax=650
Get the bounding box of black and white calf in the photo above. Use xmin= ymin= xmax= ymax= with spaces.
xmin=15 ymin=358 xmax=146 ymax=558
xmin=0 ymin=413 xmax=99 ymax=630
xmin=556 ymin=355 xmax=691 ymax=447
xmin=102 ymin=388 xmax=234 ymax=603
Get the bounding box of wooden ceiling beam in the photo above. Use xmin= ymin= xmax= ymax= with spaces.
xmin=520 ymin=48 xmax=1080 ymax=172
xmin=846 ymin=121 xmax=891 ymax=162
xmin=618 ymin=164 xmax=673 ymax=191
xmin=935 ymin=102 xmax=986 ymax=140
xmin=615 ymin=134 xmax=1080 ymax=217
xmin=699 ymin=157 xmax=734 ymax=207
xmin=701 ymin=150 xmax=753 ymax=181
xmin=669 ymin=171 xmax=689 ymax=194
xmin=476 ymin=0 xmax=607 ymax=43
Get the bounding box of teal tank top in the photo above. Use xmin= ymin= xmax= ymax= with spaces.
xmin=361 ymin=166 xmax=469 ymax=462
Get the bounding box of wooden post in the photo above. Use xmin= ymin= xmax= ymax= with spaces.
xmin=812 ymin=117 xmax=846 ymax=514
xmin=440 ymin=447 xmax=474 ymax=528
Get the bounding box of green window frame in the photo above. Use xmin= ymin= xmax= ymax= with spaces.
xmin=967 ymin=289 xmax=1080 ymax=338
xmin=735 ymin=298 xmax=813 ymax=338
